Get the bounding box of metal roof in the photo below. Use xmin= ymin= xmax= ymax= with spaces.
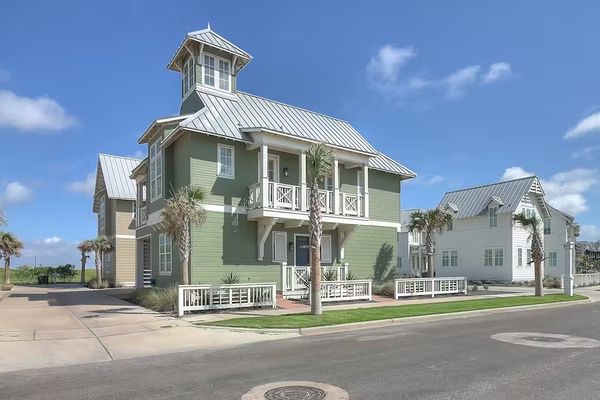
xmin=438 ymin=176 xmax=541 ymax=219
xmin=400 ymin=209 xmax=429 ymax=231
xmin=187 ymin=28 xmax=252 ymax=60
xmin=369 ymin=152 xmax=416 ymax=178
xmin=94 ymin=154 xmax=141 ymax=210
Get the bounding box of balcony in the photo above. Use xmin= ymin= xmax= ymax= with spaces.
xmin=248 ymin=181 xmax=364 ymax=217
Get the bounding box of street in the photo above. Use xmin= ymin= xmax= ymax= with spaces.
xmin=2 ymin=299 xmax=600 ymax=399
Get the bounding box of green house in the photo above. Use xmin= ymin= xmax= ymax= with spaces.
xmin=129 ymin=26 xmax=416 ymax=291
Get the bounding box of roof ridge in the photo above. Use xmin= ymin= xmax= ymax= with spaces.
xmin=98 ymin=153 xmax=143 ymax=161
xmin=444 ymin=176 xmax=536 ymax=195
xmin=187 ymin=28 xmax=251 ymax=58
xmin=237 ymin=91 xmax=353 ymax=125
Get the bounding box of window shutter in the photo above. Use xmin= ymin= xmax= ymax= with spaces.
xmin=321 ymin=235 xmax=332 ymax=263
xmin=273 ymin=232 xmax=287 ymax=262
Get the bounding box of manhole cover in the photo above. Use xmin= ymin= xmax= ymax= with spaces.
xmin=264 ymin=385 xmax=326 ymax=400
xmin=491 ymin=332 xmax=600 ymax=349
xmin=242 ymin=381 xmax=349 ymax=400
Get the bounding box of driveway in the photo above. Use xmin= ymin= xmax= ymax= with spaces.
xmin=0 ymin=285 xmax=297 ymax=373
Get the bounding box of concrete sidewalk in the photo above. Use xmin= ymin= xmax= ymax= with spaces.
xmin=0 ymin=285 xmax=298 ymax=373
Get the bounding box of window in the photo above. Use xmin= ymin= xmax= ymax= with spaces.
xmin=272 ymin=231 xmax=287 ymax=262
xmin=203 ymin=54 xmax=231 ymax=92
xmin=357 ymin=171 xmax=363 ymax=194
xmin=484 ymin=249 xmax=493 ymax=266
xmin=321 ymin=235 xmax=332 ymax=263
xmin=442 ymin=251 xmax=450 ymax=267
xmin=182 ymin=56 xmax=195 ymax=96
xmin=523 ymin=208 xmax=535 ymax=219
xmin=495 ymin=248 xmax=504 ymax=266
xmin=451 ymin=250 xmax=458 ymax=267
xmin=517 ymin=248 xmax=523 ymax=267
xmin=267 ymin=155 xmax=279 ymax=182
xmin=544 ymin=217 xmax=551 ymax=235
xmin=150 ymin=140 xmax=162 ymax=201
xmin=548 ymin=251 xmax=558 ymax=267
xmin=447 ymin=221 xmax=453 ymax=231
xmin=103 ymin=252 xmax=112 ymax=273
xmin=159 ymin=233 xmax=172 ymax=275
xmin=527 ymin=249 xmax=532 ymax=265
xmin=489 ymin=206 xmax=498 ymax=227
xmin=98 ymin=195 xmax=105 ymax=231
xmin=325 ymin=175 xmax=334 ymax=191
xmin=217 ymin=144 xmax=235 ymax=178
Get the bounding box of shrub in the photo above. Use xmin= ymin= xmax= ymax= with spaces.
xmin=87 ymin=277 xmax=109 ymax=289
xmin=130 ymin=286 xmax=178 ymax=313
xmin=543 ymin=276 xmax=561 ymax=289
xmin=322 ymin=269 xmax=338 ymax=282
xmin=380 ymin=281 xmax=395 ymax=298
xmin=55 ymin=264 xmax=76 ymax=282
xmin=221 ymin=272 xmax=240 ymax=284
xmin=345 ymin=271 xmax=357 ymax=281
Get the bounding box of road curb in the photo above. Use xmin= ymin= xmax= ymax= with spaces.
xmin=198 ymin=298 xmax=591 ymax=336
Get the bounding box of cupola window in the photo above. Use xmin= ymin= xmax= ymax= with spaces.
xmin=203 ymin=54 xmax=231 ymax=92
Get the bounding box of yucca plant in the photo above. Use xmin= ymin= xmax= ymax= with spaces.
xmin=221 ymin=272 xmax=241 ymax=284
xmin=322 ymin=269 xmax=338 ymax=282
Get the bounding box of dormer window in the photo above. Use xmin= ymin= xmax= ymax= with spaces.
xmin=182 ymin=56 xmax=195 ymax=97
xmin=203 ymin=54 xmax=231 ymax=92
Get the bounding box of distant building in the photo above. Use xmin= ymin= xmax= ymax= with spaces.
xmin=577 ymin=241 xmax=600 ymax=264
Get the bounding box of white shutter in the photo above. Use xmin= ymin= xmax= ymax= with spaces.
xmin=272 ymin=232 xmax=287 ymax=262
xmin=321 ymin=235 xmax=332 ymax=263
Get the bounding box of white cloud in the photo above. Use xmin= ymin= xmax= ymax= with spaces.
xmin=66 ymin=172 xmax=95 ymax=196
xmin=0 ymin=181 xmax=33 ymax=207
xmin=0 ymin=69 xmax=9 ymax=83
xmin=564 ymin=111 xmax=600 ymax=139
xmin=572 ymin=145 xmax=600 ymax=160
xmin=0 ymin=90 xmax=77 ymax=132
xmin=580 ymin=225 xmax=600 ymax=241
xmin=407 ymin=174 xmax=445 ymax=186
xmin=500 ymin=166 xmax=535 ymax=181
xmin=500 ymin=166 xmax=599 ymax=216
xmin=367 ymin=45 xmax=511 ymax=101
xmin=126 ymin=150 xmax=146 ymax=160
xmin=43 ymin=236 xmax=63 ymax=244
xmin=482 ymin=62 xmax=512 ymax=84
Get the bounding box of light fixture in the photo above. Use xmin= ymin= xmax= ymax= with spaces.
xmin=288 ymin=242 xmax=294 ymax=251
xmin=283 ymin=167 xmax=289 ymax=177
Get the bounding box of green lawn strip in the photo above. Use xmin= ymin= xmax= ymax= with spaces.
xmin=205 ymin=294 xmax=587 ymax=329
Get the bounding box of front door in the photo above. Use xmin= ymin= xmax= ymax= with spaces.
xmin=295 ymin=235 xmax=310 ymax=266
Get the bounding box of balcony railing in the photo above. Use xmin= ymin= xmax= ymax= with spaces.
xmin=248 ymin=181 xmax=363 ymax=216
xmin=138 ymin=206 xmax=148 ymax=226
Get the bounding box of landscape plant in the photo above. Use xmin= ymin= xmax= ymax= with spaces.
xmin=0 ymin=232 xmax=24 ymax=287
xmin=130 ymin=285 xmax=178 ymax=313
xmin=90 ymin=236 xmax=112 ymax=286
xmin=77 ymin=240 xmax=94 ymax=285
xmin=221 ymin=272 xmax=240 ymax=284
xmin=407 ymin=209 xmax=453 ymax=278
xmin=513 ymin=212 xmax=545 ymax=296
xmin=306 ymin=142 xmax=334 ymax=316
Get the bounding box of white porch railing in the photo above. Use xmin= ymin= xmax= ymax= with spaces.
xmin=317 ymin=280 xmax=372 ymax=302
xmin=177 ymin=283 xmax=277 ymax=316
xmin=562 ymin=273 xmax=600 ymax=288
xmin=281 ymin=262 xmax=349 ymax=298
xmin=394 ymin=277 xmax=467 ymax=299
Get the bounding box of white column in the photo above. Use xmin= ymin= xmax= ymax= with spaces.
xmin=261 ymin=144 xmax=269 ymax=208
xmin=563 ymin=241 xmax=574 ymax=296
xmin=300 ymin=151 xmax=307 ymax=211
xmin=333 ymin=158 xmax=340 ymax=214
xmin=362 ymin=164 xmax=370 ymax=218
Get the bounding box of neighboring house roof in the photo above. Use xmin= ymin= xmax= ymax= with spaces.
xmin=176 ymin=90 xmax=415 ymax=177
xmin=400 ymin=209 xmax=429 ymax=231
xmin=546 ymin=203 xmax=574 ymax=221
xmin=577 ymin=241 xmax=600 ymax=252
xmin=438 ymin=176 xmax=548 ymax=219
xmin=93 ymin=154 xmax=141 ymax=212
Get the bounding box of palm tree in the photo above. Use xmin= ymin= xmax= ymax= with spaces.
xmin=408 ymin=209 xmax=453 ymax=278
xmin=513 ymin=212 xmax=544 ymax=296
xmin=161 ymin=185 xmax=207 ymax=285
xmin=91 ymin=236 xmax=112 ymax=284
xmin=0 ymin=232 xmax=24 ymax=286
xmin=306 ymin=143 xmax=334 ymax=316
xmin=77 ymin=240 xmax=94 ymax=285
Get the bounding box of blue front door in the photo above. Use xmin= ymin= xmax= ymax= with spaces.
xmin=295 ymin=235 xmax=310 ymax=266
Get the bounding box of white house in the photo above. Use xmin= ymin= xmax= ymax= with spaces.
xmin=399 ymin=176 xmax=577 ymax=282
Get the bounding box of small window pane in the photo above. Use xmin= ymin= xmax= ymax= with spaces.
xmin=204 ymin=55 xmax=215 ymax=87
xmin=218 ymin=59 xmax=230 ymax=90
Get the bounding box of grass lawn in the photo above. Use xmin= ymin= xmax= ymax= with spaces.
xmin=206 ymin=294 xmax=587 ymax=329
xmin=1 ymin=268 xmax=97 ymax=285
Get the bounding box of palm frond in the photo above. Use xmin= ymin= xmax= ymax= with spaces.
xmin=161 ymin=185 xmax=207 ymax=239
xmin=306 ymin=143 xmax=334 ymax=182
xmin=0 ymin=232 xmax=24 ymax=258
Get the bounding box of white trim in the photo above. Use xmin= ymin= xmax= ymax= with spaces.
xmin=149 ymin=139 xmax=163 ymax=202
xmin=268 ymin=154 xmax=280 ymax=183
xmin=321 ymin=234 xmax=332 ymax=263
xmin=217 ymin=143 xmax=235 ymax=179
xmin=115 ymin=234 xmax=136 ymax=239
xmin=158 ymin=233 xmax=173 ymax=276
xmin=272 ymin=231 xmax=288 ymax=262
xmin=202 ymin=53 xmax=231 ymax=93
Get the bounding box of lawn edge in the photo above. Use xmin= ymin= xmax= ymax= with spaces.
xmin=197 ymin=297 xmax=591 ymax=336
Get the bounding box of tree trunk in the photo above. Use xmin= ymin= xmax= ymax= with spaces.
xmin=181 ymin=254 xmax=189 ymax=285
xmin=534 ymin=261 xmax=543 ymax=297
xmin=80 ymin=253 xmax=87 ymax=285
xmin=309 ymin=180 xmax=323 ymax=316
xmin=4 ymin=256 xmax=10 ymax=285
xmin=95 ymin=252 xmax=102 ymax=284
xmin=310 ymin=245 xmax=322 ymax=315
xmin=427 ymin=253 xmax=434 ymax=278
xmin=425 ymin=232 xmax=435 ymax=278
xmin=180 ymin=226 xmax=190 ymax=285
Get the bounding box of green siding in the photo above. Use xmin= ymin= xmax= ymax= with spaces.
xmin=339 ymin=165 xmax=359 ymax=195
xmin=368 ymin=170 xmax=401 ymax=223
xmin=343 ymin=225 xmax=398 ymax=281
xmin=180 ymin=91 xmax=203 ymax=114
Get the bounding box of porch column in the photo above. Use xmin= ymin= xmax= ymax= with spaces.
xmin=563 ymin=241 xmax=574 ymax=296
xmin=261 ymin=144 xmax=269 ymax=208
xmin=333 ymin=158 xmax=340 ymax=214
xmin=362 ymin=164 xmax=370 ymax=218
xmin=299 ymin=150 xmax=307 ymax=211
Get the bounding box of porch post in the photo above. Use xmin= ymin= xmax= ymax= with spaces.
xmin=563 ymin=241 xmax=574 ymax=296
xmin=333 ymin=158 xmax=340 ymax=214
xmin=362 ymin=164 xmax=370 ymax=218
xmin=261 ymin=144 xmax=269 ymax=208
xmin=299 ymin=150 xmax=307 ymax=211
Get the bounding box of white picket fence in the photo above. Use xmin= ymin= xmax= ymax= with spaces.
xmin=281 ymin=262 xmax=349 ymax=298
xmin=562 ymin=273 xmax=600 ymax=288
xmin=315 ymin=280 xmax=372 ymax=303
xmin=394 ymin=277 xmax=467 ymax=299
xmin=178 ymin=283 xmax=277 ymax=316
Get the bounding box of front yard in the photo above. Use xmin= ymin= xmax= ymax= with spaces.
xmin=205 ymin=294 xmax=587 ymax=329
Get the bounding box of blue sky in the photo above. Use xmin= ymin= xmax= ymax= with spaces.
xmin=1 ymin=1 xmax=599 ymax=266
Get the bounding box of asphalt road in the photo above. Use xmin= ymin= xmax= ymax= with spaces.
xmin=2 ymin=301 xmax=600 ymax=400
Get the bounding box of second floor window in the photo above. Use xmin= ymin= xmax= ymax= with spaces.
xmin=217 ymin=143 xmax=234 ymax=178
xmin=489 ymin=206 xmax=498 ymax=227
xmin=159 ymin=233 xmax=172 ymax=275
xmin=150 ymin=140 xmax=162 ymax=201
xmin=517 ymin=248 xmax=523 ymax=267
xmin=203 ymin=54 xmax=231 ymax=92
xmin=544 ymin=217 xmax=551 ymax=235
xmin=98 ymin=195 xmax=105 ymax=231
xmin=447 ymin=221 xmax=453 ymax=231
xmin=182 ymin=56 xmax=195 ymax=96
